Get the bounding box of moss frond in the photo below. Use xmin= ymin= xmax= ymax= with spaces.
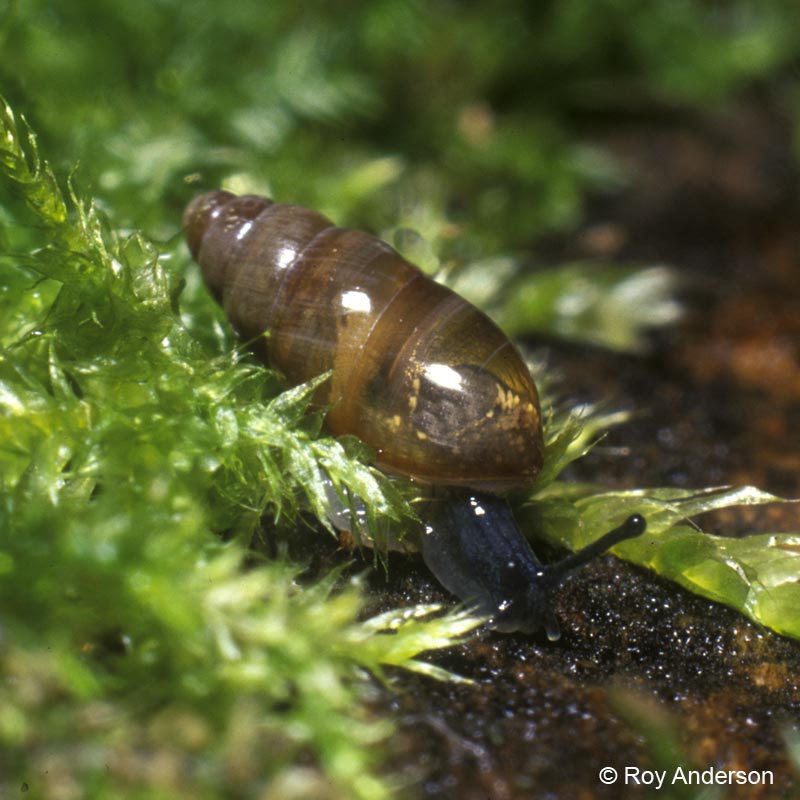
xmin=0 ymin=96 xmax=476 ymax=800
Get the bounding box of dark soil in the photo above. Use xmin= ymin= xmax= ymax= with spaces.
xmin=364 ymin=95 xmax=800 ymax=800
xmin=274 ymin=93 xmax=800 ymax=800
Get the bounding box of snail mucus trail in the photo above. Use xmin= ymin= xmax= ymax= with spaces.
xmin=183 ymin=190 xmax=646 ymax=639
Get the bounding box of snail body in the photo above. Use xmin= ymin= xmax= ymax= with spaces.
xmin=184 ymin=190 xmax=645 ymax=637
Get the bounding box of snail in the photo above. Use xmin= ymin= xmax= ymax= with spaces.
xmin=183 ymin=190 xmax=646 ymax=638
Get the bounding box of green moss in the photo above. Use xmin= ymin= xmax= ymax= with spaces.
xmin=0 ymin=98 xmax=478 ymax=800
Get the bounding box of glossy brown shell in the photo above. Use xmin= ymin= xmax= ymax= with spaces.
xmin=184 ymin=190 xmax=544 ymax=493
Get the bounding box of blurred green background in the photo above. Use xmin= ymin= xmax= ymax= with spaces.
xmin=4 ymin=0 xmax=799 ymax=250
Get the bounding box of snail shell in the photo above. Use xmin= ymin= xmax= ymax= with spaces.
xmin=184 ymin=190 xmax=544 ymax=494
